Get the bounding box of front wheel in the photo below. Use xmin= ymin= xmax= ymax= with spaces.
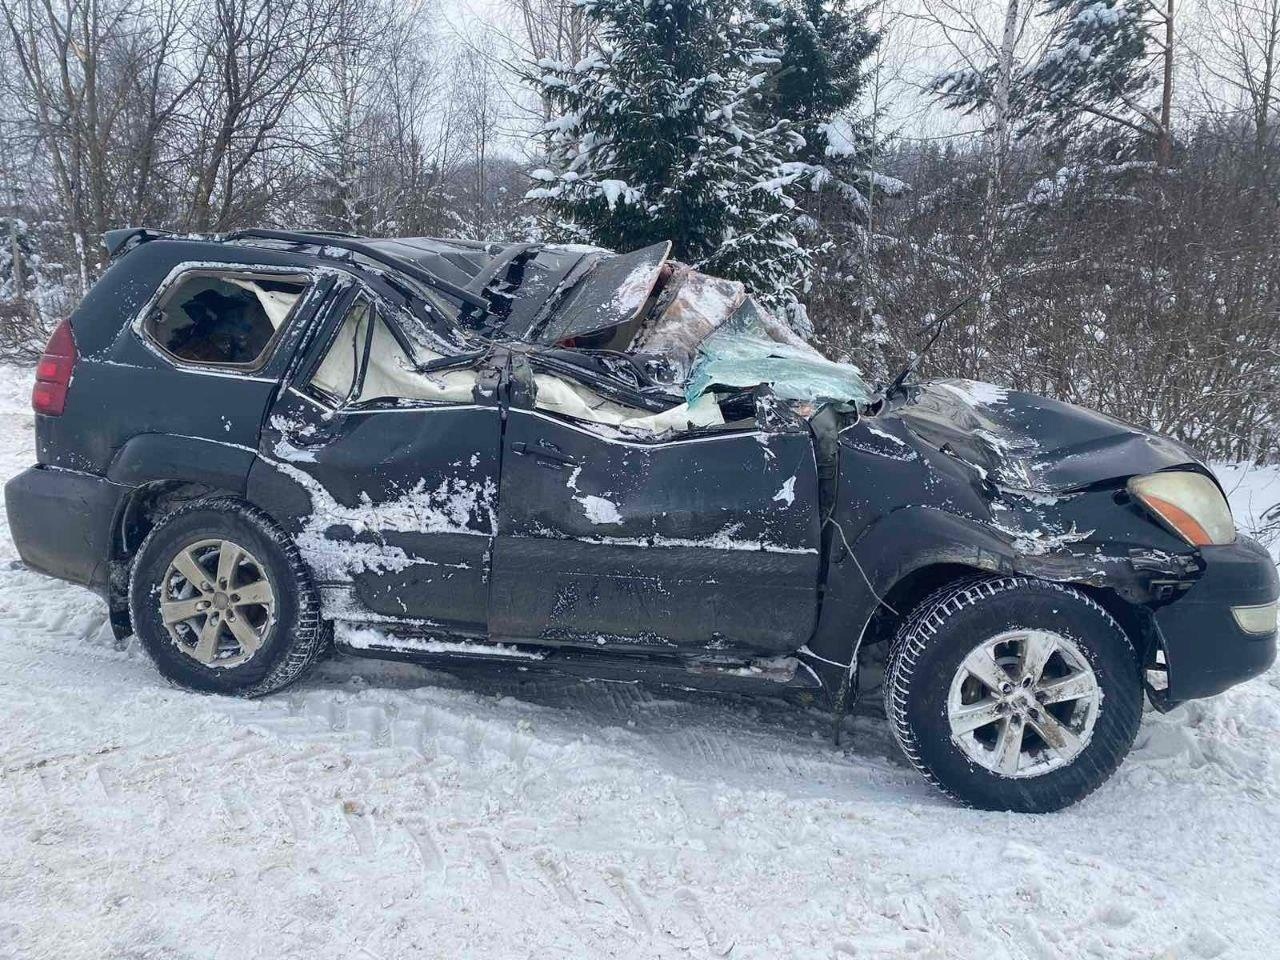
xmin=129 ymin=497 xmax=327 ymax=697
xmin=884 ymin=577 xmax=1142 ymax=812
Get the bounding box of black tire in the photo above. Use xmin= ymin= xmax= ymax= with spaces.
xmin=129 ymin=497 xmax=327 ymax=697
xmin=884 ymin=576 xmax=1142 ymax=813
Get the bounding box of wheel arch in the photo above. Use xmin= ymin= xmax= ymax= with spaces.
xmin=107 ymin=433 xmax=257 ymax=493
xmin=862 ymin=571 xmax=1150 ymax=679
xmin=805 ymin=506 xmax=1019 ymax=689
xmin=102 ymin=433 xmax=267 ymax=640
xmin=106 ymin=477 xmax=285 ymax=640
xmin=807 ymin=505 xmax=1150 ymax=697
xmin=860 ymin=562 xmax=992 ymax=650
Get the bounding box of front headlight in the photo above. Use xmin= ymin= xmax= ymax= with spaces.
xmin=1127 ymin=471 xmax=1236 ymax=546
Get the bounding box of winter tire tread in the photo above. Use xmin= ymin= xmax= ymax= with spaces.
xmin=882 ymin=575 xmax=1142 ymax=812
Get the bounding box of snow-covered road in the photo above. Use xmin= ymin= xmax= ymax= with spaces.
xmin=1 ymin=366 xmax=1277 ymax=960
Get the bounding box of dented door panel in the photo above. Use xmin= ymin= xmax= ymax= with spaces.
xmin=252 ymin=395 xmax=500 ymax=628
xmin=490 ymin=408 xmax=821 ymax=654
xmin=251 ymin=393 xmax=501 ymax=630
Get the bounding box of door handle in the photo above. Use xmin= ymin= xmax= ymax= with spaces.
xmin=512 ymin=441 xmax=576 ymax=467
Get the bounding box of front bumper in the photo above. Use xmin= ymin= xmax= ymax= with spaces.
xmin=1154 ymin=536 xmax=1278 ymax=702
xmin=4 ymin=465 xmax=130 ymax=594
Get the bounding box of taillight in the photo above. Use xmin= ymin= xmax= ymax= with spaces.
xmin=32 ymin=318 xmax=77 ymax=416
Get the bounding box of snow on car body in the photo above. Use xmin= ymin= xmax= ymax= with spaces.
xmin=6 ymin=227 xmax=1276 ymax=811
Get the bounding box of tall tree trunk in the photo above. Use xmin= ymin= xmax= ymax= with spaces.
xmin=1158 ymin=0 xmax=1175 ymax=166
xmin=972 ymin=0 xmax=1020 ymax=374
xmin=1258 ymin=3 xmax=1277 ymax=161
xmin=9 ymin=211 xmax=24 ymax=300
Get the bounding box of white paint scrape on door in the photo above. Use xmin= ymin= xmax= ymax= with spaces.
xmin=772 ymin=475 xmax=796 ymax=506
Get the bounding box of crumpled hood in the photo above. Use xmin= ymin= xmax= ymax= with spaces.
xmin=895 ymin=379 xmax=1204 ymax=493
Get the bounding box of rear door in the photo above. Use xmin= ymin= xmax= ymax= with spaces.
xmin=490 ymin=365 xmax=822 ymax=655
xmin=251 ymin=289 xmax=502 ymax=632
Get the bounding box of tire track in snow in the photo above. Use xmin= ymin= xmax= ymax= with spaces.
xmin=402 ymin=814 xmax=447 ymax=884
xmin=532 ymin=847 xmax=579 ymax=910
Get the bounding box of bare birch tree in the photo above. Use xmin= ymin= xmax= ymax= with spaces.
xmin=1196 ymin=0 xmax=1280 ymax=156
xmin=0 ymin=0 xmax=182 ymax=282
xmin=920 ymin=0 xmax=1044 ymax=368
xmin=509 ymin=0 xmax=593 ymax=132
xmin=181 ymin=0 xmax=343 ymax=231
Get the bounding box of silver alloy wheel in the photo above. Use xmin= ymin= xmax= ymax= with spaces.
xmin=159 ymin=538 xmax=276 ymax=668
xmin=946 ymin=628 xmax=1101 ymax=779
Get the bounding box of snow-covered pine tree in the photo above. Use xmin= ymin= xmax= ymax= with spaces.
xmin=751 ymin=0 xmax=890 ymax=348
xmin=754 ymin=0 xmax=881 ymax=205
xmin=526 ymin=0 xmax=813 ymax=324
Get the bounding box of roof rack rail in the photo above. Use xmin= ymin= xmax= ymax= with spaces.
xmin=228 ymin=228 xmax=489 ymax=311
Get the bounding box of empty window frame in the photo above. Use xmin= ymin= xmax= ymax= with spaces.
xmin=142 ymin=270 xmax=308 ymax=370
xmin=308 ymin=296 xmax=373 ymax=404
xmin=308 ymin=298 xmax=479 ymax=407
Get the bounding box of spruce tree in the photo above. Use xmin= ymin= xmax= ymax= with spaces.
xmin=753 ymin=0 xmax=889 ymax=341
xmin=526 ymin=0 xmax=813 ymax=321
xmin=755 ymin=0 xmax=881 ymax=205
xmin=1026 ymin=0 xmax=1168 ymax=159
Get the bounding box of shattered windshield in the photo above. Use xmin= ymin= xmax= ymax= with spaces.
xmin=685 ymin=299 xmax=871 ymax=405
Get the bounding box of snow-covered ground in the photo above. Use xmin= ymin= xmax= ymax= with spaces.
xmin=1 ymin=363 xmax=1278 ymax=960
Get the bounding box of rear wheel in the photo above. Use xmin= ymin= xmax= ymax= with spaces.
xmin=884 ymin=577 xmax=1142 ymax=812
xmin=129 ymin=498 xmax=327 ymax=696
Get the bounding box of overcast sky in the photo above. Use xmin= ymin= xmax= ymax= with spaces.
xmin=430 ymin=0 xmax=1238 ymax=161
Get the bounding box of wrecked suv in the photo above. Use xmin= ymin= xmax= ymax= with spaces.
xmin=7 ymin=228 xmax=1277 ymax=812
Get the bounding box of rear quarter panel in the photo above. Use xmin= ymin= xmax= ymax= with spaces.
xmin=41 ymin=241 xmax=340 ymax=477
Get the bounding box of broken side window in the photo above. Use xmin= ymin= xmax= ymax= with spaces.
xmin=355 ymin=314 xmax=478 ymax=405
xmin=308 ymin=293 xmax=481 ymax=408
xmin=144 ymin=270 xmax=307 ymax=369
xmin=309 ymin=297 xmax=372 ymax=404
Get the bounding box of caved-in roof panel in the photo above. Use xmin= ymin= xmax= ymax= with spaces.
xmin=535 ymin=241 xmax=671 ymax=344
xmin=364 ymin=238 xmax=490 ymax=288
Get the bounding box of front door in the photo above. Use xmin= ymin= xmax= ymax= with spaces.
xmin=252 ymin=291 xmax=502 ymax=633
xmin=490 ymin=372 xmax=822 ymax=656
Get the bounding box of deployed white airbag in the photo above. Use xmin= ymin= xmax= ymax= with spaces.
xmin=533 ymin=373 xmax=724 ymax=434
xmin=227 ymin=278 xmax=300 ymax=329
xmin=358 ymin=317 xmax=477 ymax=403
